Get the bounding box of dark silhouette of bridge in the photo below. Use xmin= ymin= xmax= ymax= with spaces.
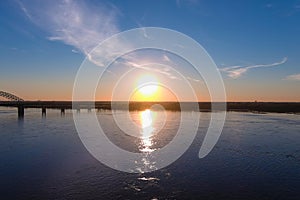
xmin=0 ymin=90 xmax=299 ymax=119
xmin=0 ymin=91 xmax=24 ymax=101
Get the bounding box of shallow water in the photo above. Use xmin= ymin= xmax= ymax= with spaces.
xmin=0 ymin=108 xmax=299 ymax=199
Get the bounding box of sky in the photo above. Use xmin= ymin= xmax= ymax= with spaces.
xmin=0 ymin=0 xmax=299 ymax=102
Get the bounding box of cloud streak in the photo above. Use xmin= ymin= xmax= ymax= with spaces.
xmin=220 ymin=57 xmax=287 ymax=79
xmin=19 ymin=1 xmax=186 ymax=80
xmin=18 ymin=0 xmax=120 ymax=66
xmin=17 ymin=0 xmax=33 ymax=21
xmin=284 ymin=73 xmax=300 ymax=81
xmin=22 ymin=0 xmax=279 ymax=83
xmin=186 ymin=76 xmax=202 ymax=82
xmin=122 ymin=59 xmax=181 ymax=80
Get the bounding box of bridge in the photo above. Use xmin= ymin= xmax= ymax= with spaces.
xmin=0 ymin=91 xmax=24 ymax=101
xmin=0 ymin=90 xmax=111 ymax=118
xmin=0 ymin=91 xmax=299 ymax=118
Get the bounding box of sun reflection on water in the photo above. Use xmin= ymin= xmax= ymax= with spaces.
xmin=139 ymin=109 xmax=156 ymax=153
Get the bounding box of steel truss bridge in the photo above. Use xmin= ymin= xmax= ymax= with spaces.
xmin=0 ymin=91 xmax=24 ymax=101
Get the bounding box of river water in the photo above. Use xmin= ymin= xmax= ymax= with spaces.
xmin=0 ymin=108 xmax=299 ymax=199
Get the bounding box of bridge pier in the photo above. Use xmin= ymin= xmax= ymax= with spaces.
xmin=61 ymin=108 xmax=65 ymax=115
xmin=18 ymin=106 xmax=24 ymax=118
xmin=42 ymin=107 xmax=46 ymax=116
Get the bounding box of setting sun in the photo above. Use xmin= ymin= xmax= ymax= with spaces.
xmin=138 ymin=84 xmax=158 ymax=97
xmin=134 ymin=74 xmax=159 ymax=100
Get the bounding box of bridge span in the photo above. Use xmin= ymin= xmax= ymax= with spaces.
xmin=1 ymin=90 xmax=299 ymax=118
xmin=0 ymin=101 xmax=112 ymax=118
xmin=0 ymin=100 xmax=300 ymax=119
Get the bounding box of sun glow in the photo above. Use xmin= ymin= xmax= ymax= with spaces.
xmin=135 ymin=74 xmax=159 ymax=101
xmin=139 ymin=84 xmax=158 ymax=96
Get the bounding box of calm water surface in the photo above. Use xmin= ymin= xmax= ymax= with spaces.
xmin=0 ymin=108 xmax=299 ymax=199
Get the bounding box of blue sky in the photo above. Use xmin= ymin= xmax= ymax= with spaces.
xmin=0 ymin=0 xmax=299 ymax=101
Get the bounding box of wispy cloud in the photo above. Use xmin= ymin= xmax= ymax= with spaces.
xmin=122 ymin=59 xmax=181 ymax=80
xmin=18 ymin=0 xmax=120 ymax=66
xmin=17 ymin=0 xmax=33 ymax=21
xmin=284 ymin=73 xmax=300 ymax=81
xmin=220 ymin=57 xmax=287 ymax=79
xmin=186 ymin=76 xmax=202 ymax=82
xmin=71 ymin=49 xmax=80 ymax=54
xmin=17 ymin=0 xmax=208 ymax=83
xmin=19 ymin=0 xmax=188 ymax=80
xmin=119 ymin=53 xmax=205 ymax=82
xmin=163 ymin=54 xmax=171 ymax=62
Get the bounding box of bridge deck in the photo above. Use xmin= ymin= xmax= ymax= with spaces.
xmin=0 ymin=101 xmax=299 ymax=113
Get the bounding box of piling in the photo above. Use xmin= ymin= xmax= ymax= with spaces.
xmin=42 ymin=107 xmax=46 ymax=116
xmin=18 ymin=105 xmax=24 ymax=118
